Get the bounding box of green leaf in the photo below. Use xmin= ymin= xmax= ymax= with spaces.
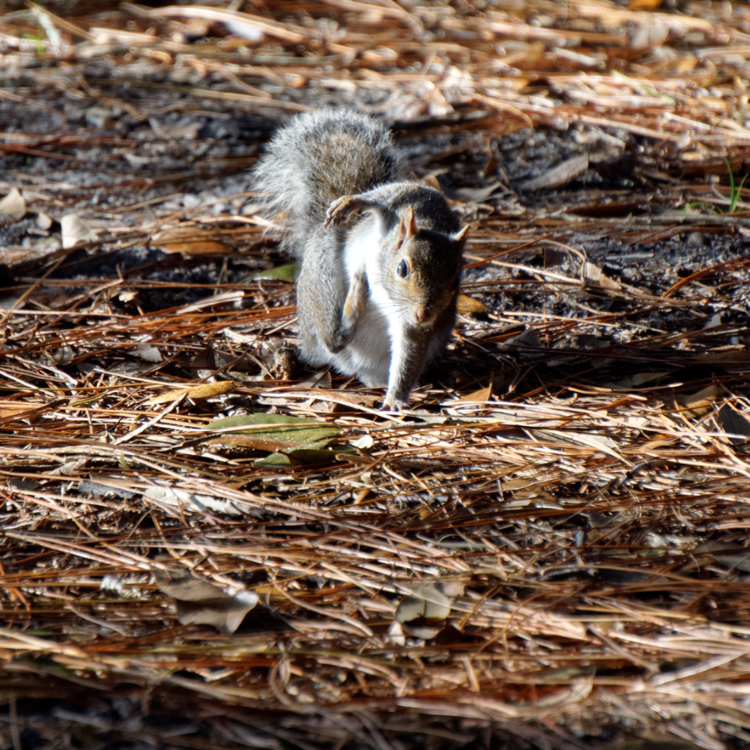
xmin=254 ymin=447 xmax=344 ymax=467
xmin=207 ymin=413 xmax=340 ymax=449
xmin=251 ymin=263 xmax=298 ymax=282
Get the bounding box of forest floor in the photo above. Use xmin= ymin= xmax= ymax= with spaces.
xmin=1 ymin=1 xmax=750 ymax=749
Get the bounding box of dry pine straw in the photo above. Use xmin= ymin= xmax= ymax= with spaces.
xmin=2 ymin=1 xmax=750 ymax=748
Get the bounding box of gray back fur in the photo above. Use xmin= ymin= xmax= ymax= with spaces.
xmin=254 ymin=110 xmax=397 ymax=258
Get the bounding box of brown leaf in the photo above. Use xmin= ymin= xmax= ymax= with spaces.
xmin=148 ymin=381 xmax=238 ymax=404
xmin=582 ymin=262 xmax=622 ymax=291
xmin=155 ymin=570 xmax=258 ymax=635
xmin=456 ymin=384 xmax=492 ymax=403
xmin=675 ymin=384 xmax=720 ymax=416
xmin=519 ymin=155 xmax=588 ymax=192
xmin=456 ymin=294 xmax=488 ymax=315
xmin=161 ymin=241 xmax=229 ymax=255
xmin=629 ymin=0 xmax=663 ymax=8
xmin=151 ymin=225 xmax=230 ymax=256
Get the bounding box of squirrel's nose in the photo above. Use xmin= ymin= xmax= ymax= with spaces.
xmin=413 ymin=306 xmax=435 ymax=327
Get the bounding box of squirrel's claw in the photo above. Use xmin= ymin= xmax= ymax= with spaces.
xmin=324 ymin=195 xmax=360 ymax=229
xmin=382 ymin=394 xmax=408 ymax=412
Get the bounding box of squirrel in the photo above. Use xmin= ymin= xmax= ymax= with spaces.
xmin=254 ymin=109 xmax=468 ymax=409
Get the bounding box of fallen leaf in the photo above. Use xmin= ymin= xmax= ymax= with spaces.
xmin=497 ymin=327 xmax=545 ymax=360
xmin=254 ymin=447 xmax=348 ymax=467
xmin=350 ymin=434 xmax=374 ymax=450
xmin=225 ymin=19 xmax=265 ymax=42
xmin=61 ymin=214 xmax=99 ymax=248
xmin=297 ymin=371 xmax=332 ymax=389
xmin=703 ymin=313 xmax=722 ymax=329
xmin=387 ymin=620 xmax=406 ymax=646
xmin=0 ymin=188 xmax=26 ymax=220
xmin=456 ymin=384 xmax=492 ymax=403
xmin=148 ymin=381 xmax=238 ymax=405
xmin=36 ymin=212 xmax=52 ymax=230
xmin=154 ymin=570 xmax=258 ymax=634
xmin=124 ymin=153 xmax=151 ymax=168
xmin=208 ymin=412 xmax=345 ymax=464
xmin=84 ymin=106 xmax=114 ymax=128
xmin=188 ymin=345 xmax=253 ymax=379
xmin=675 ymin=384 xmax=720 ymax=416
xmin=453 ymin=181 xmax=501 ymax=202
xmin=143 ymin=486 xmax=244 ymax=516
xmin=218 ymin=434 xmax=330 ymax=451
xmin=395 ymin=583 xmax=462 ymax=640
xmin=177 ymin=292 xmax=246 ymax=313
xmin=439 ymin=580 xmax=466 ymax=598
xmin=582 ymin=262 xmax=621 ymax=291
xmin=456 ymin=294 xmax=488 ymax=315
xmin=615 ymin=371 xmax=671 ymax=388
xmin=207 ymin=413 xmax=339 ymax=445
xmin=134 ymin=345 xmax=162 ymax=363
xmin=520 ymin=155 xmax=588 ymax=192
xmin=161 ymin=241 xmax=229 ymax=255
xmin=151 ymin=226 xmax=229 ymax=256
xmin=49 ymin=348 xmax=76 ymax=369
xmin=716 ymin=404 xmax=750 ymax=445
xmin=252 ymin=263 xmax=299 ymax=282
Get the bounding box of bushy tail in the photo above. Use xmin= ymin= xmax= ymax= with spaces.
xmin=254 ymin=110 xmax=397 ymax=258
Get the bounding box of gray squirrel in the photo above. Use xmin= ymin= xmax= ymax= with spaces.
xmin=254 ymin=110 xmax=467 ymax=409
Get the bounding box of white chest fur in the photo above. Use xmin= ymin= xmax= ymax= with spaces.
xmin=329 ymin=216 xmax=395 ymax=386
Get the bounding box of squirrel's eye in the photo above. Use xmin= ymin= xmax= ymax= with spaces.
xmin=397 ymin=259 xmax=409 ymax=278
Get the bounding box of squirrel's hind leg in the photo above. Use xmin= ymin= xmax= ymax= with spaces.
xmin=296 ymin=228 xmax=348 ymax=361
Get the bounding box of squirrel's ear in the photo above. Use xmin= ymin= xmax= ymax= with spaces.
xmin=397 ymin=206 xmax=418 ymax=246
xmin=451 ymin=225 xmax=469 ymax=249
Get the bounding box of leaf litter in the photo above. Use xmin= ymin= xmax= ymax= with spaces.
xmin=1 ymin=1 xmax=750 ymax=749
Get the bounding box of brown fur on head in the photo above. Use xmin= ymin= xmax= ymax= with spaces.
xmin=387 ymin=208 xmax=468 ymax=328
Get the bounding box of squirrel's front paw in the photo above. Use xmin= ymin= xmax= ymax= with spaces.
xmin=324 ymin=195 xmax=358 ymax=229
xmin=326 ymin=270 xmax=368 ymax=353
xmin=382 ymin=393 xmax=409 ymax=412
xmin=342 ymin=270 xmax=367 ymax=326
